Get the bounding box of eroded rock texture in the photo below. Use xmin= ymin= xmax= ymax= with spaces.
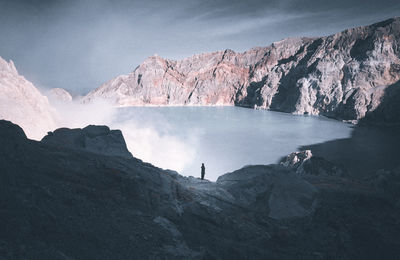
xmin=0 ymin=57 xmax=57 ymax=139
xmin=42 ymin=125 xmax=133 ymax=159
xmin=84 ymin=18 xmax=400 ymax=122
xmin=47 ymin=88 xmax=73 ymax=102
xmin=1 ymin=120 xmax=400 ymax=259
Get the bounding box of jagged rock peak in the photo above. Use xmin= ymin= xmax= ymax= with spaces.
xmin=47 ymin=88 xmax=73 ymax=102
xmin=0 ymin=57 xmax=57 ymax=140
xmin=83 ymin=17 xmax=400 ymax=123
xmin=0 ymin=56 xmax=18 ymax=75
xmin=42 ymin=125 xmax=133 ymax=159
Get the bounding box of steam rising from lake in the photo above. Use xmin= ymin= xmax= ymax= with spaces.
xmin=49 ymin=99 xmax=352 ymax=181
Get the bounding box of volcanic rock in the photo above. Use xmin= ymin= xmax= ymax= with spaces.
xmin=41 ymin=125 xmax=133 ymax=159
xmin=83 ymin=18 xmax=400 ymax=123
xmin=0 ymin=57 xmax=57 ymax=139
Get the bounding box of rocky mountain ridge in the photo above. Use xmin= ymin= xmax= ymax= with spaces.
xmin=83 ymin=18 xmax=400 ymax=123
xmin=46 ymin=88 xmax=73 ymax=102
xmin=0 ymin=56 xmax=57 ymax=139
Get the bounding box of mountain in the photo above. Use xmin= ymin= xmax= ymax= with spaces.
xmin=1 ymin=119 xmax=399 ymax=259
xmin=83 ymin=18 xmax=400 ymax=122
xmin=46 ymin=88 xmax=73 ymax=102
xmin=0 ymin=56 xmax=57 ymax=139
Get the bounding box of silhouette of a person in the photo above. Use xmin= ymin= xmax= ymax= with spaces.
xmin=201 ymin=163 xmax=205 ymax=180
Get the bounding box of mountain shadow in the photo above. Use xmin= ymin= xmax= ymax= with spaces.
xmin=301 ymin=81 xmax=400 ymax=178
xmin=269 ymin=38 xmax=323 ymax=113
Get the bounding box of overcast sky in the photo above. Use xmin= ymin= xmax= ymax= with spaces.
xmin=0 ymin=0 xmax=399 ymax=94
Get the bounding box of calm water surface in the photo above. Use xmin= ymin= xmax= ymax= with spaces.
xmin=114 ymin=107 xmax=352 ymax=181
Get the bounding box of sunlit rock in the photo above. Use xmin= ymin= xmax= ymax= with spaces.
xmin=282 ymin=150 xmax=348 ymax=177
xmin=47 ymin=88 xmax=73 ymax=102
xmin=83 ymin=18 xmax=400 ymax=122
xmin=0 ymin=57 xmax=57 ymax=140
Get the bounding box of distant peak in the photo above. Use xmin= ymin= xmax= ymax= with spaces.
xmin=47 ymin=88 xmax=73 ymax=102
xmin=223 ymin=49 xmax=235 ymax=54
xmin=0 ymin=56 xmax=18 ymax=75
xmin=144 ymin=54 xmax=165 ymax=62
xmin=370 ymin=17 xmax=399 ymax=28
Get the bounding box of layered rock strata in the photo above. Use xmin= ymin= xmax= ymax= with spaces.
xmin=84 ymin=18 xmax=400 ymax=122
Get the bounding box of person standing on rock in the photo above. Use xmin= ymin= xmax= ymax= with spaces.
xmin=201 ymin=163 xmax=205 ymax=180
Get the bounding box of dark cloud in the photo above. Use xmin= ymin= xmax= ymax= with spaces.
xmin=0 ymin=0 xmax=398 ymax=94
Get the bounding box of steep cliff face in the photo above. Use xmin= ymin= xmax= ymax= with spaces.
xmin=84 ymin=18 xmax=400 ymax=122
xmin=0 ymin=57 xmax=57 ymax=139
xmin=83 ymin=39 xmax=307 ymax=107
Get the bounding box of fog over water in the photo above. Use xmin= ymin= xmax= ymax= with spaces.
xmin=113 ymin=107 xmax=352 ymax=181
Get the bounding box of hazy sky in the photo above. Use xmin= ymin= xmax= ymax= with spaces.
xmin=0 ymin=0 xmax=399 ymax=94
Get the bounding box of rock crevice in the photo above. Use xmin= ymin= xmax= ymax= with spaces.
xmin=83 ymin=18 xmax=400 ymax=123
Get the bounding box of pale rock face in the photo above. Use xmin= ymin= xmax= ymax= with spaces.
xmin=84 ymin=18 xmax=400 ymax=122
xmin=47 ymin=88 xmax=73 ymax=102
xmin=0 ymin=56 xmax=57 ymax=140
xmin=281 ymin=150 xmax=313 ymax=168
xmin=281 ymin=150 xmax=348 ymax=177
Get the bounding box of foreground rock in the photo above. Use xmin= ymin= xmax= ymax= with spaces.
xmin=217 ymin=165 xmax=318 ymax=219
xmin=368 ymin=167 xmax=400 ymax=207
xmin=42 ymin=125 xmax=133 ymax=159
xmin=1 ymin=120 xmax=399 ymax=259
xmin=84 ymin=18 xmax=400 ymax=123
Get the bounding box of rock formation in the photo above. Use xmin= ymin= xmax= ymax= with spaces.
xmin=281 ymin=150 xmax=313 ymax=168
xmin=0 ymin=57 xmax=57 ymax=139
xmin=83 ymin=18 xmax=400 ymax=122
xmin=1 ymin=119 xmax=399 ymax=259
xmin=42 ymin=125 xmax=133 ymax=159
xmin=281 ymin=150 xmax=348 ymax=177
xmin=46 ymin=88 xmax=73 ymax=102
xmin=216 ymin=165 xmax=318 ymax=219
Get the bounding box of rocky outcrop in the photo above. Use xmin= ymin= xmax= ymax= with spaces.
xmin=0 ymin=56 xmax=57 ymax=139
xmin=368 ymin=167 xmax=400 ymax=207
xmin=46 ymin=88 xmax=73 ymax=102
xmin=281 ymin=150 xmax=348 ymax=177
xmin=0 ymin=119 xmax=27 ymax=144
xmin=216 ymin=165 xmax=318 ymax=219
xmin=42 ymin=125 xmax=133 ymax=159
xmin=281 ymin=150 xmax=313 ymax=168
xmin=83 ymin=18 xmax=400 ymax=122
xmin=359 ymin=80 xmax=400 ymax=125
xmin=3 ymin=119 xmax=318 ymax=259
xmin=2 ymin=120 xmax=399 ymax=259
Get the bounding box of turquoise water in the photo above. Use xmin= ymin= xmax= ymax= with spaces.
xmin=114 ymin=107 xmax=352 ymax=181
